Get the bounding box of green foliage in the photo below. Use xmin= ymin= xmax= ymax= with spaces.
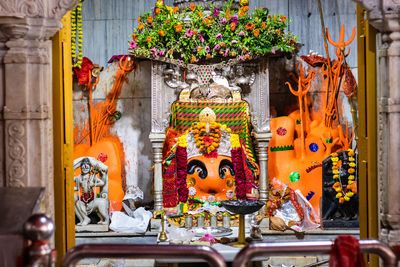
xmin=129 ymin=2 xmax=298 ymax=63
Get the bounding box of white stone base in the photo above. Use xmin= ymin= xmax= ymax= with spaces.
xmin=76 ymin=224 xmax=109 ymax=232
xmin=150 ymin=218 xmax=161 ymax=231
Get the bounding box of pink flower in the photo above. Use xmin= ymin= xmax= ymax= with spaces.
xmin=231 ymin=40 xmax=238 ymax=45
xmin=214 ymin=44 xmax=221 ymax=50
xmin=151 ymin=47 xmax=157 ymax=58
xmin=230 ymin=16 xmax=238 ymax=24
xmin=238 ymin=31 xmax=245 ymax=36
xmin=159 ymin=50 xmax=165 ymax=56
xmin=216 ymin=33 xmax=222 ymax=39
xmin=205 ymin=46 xmax=210 ymax=53
xmin=186 ymin=29 xmax=193 ymax=37
xmin=238 ymin=56 xmax=245 ymax=61
xmin=220 ymin=17 xmax=227 ymax=24
xmin=198 ymin=33 xmax=205 ymax=43
xmin=224 ymin=48 xmax=230 ymax=57
xmin=129 ymin=41 xmax=137 ymax=49
xmin=213 ymin=8 xmax=219 ymax=16
xmin=271 ymin=49 xmax=276 ymax=54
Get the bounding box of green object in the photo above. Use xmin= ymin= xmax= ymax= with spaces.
xmin=270 ymin=145 xmax=294 ymax=152
xmin=326 ymin=138 xmax=332 ymax=143
xmin=109 ymin=111 xmax=122 ymax=121
xmin=296 ymin=119 xmax=301 ymax=125
xmin=289 ymin=171 xmax=300 ymax=182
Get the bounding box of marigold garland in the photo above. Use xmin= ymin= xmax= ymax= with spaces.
xmin=192 ymin=122 xmax=221 ymax=156
xmin=178 ymin=134 xmax=187 ymax=147
xmin=71 ymin=0 xmax=83 ymax=68
xmin=331 ymin=149 xmax=357 ymax=204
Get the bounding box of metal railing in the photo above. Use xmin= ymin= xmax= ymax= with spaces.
xmin=61 ymin=244 xmax=226 ymax=267
xmin=233 ymin=239 xmax=398 ymax=267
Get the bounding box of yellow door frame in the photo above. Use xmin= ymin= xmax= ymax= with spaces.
xmin=357 ymin=4 xmax=378 ymax=267
xmin=52 ymin=12 xmax=75 ymax=265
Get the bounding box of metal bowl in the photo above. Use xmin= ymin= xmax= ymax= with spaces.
xmin=221 ymin=200 xmax=265 ymax=215
xmin=193 ymin=227 xmax=232 ymax=237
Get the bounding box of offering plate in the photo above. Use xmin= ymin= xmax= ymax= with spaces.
xmin=221 ymin=200 xmax=264 ymax=247
xmin=193 ymin=227 xmax=232 ymax=237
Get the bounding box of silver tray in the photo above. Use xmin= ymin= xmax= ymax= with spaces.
xmin=193 ymin=227 xmax=233 ymax=237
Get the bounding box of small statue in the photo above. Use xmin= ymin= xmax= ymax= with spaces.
xmin=74 ymin=157 xmax=109 ymax=231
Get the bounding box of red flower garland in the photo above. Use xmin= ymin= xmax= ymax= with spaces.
xmin=231 ymin=147 xmax=246 ymax=200
xmin=176 ymin=146 xmax=189 ymax=202
xmin=163 ymin=157 xmax=178 ymax=207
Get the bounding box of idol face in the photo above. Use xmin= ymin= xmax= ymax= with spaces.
xmin=186 ymin=155 xmax=236 ymax=202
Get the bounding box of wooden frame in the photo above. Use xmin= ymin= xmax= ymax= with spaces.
xmin=357 ymin=4 xmax=378 ymax=266
xmin=52 ymin=12 xmax=75 ymax=265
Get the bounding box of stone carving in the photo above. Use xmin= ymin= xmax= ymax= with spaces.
xmin=7 ymin=121 xmax=26 ymax=187
xmin=0 ymin=0 xmax=78 ymax=19
xmin=51 ymin=0 xmax=79 ymax=19
xmin=161 ymin=62 xmax=257 ymax=102
xmin=73 ymin=157 xmax=109 ymax=232
xmin=0 ymin=0 xmax=44 ymax=17
xmin=248 ymin=59 xmax=270 ymax=133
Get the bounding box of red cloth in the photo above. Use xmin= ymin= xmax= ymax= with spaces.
xmin=73 ymin=57 xmax=94 ymax=85
xmin=329 ymin=235 xmax=366 ymax=267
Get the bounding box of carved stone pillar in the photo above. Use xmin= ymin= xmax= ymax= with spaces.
xmin=0 ymin=0 xmax=78 ymax=215
xmin=355 ymin=0 xmax=400 ymax=246
xmin=0 ymin=39 xmax=7 ymax=186
xmin=149 ymin=133 xmax=165 ymax=212
xmin=377 ymin=32 xmax=390 ymax=242
xmin=150 ymin=61 xmax=173 ymax=211
xmin=386 ymin=20 xmax=400 ymax=244
xmin=253 ymin=132 xmax=272 ymax=203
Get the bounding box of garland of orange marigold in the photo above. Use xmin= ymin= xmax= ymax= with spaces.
xmin=192 ymin=122 xmax=221 ymax=156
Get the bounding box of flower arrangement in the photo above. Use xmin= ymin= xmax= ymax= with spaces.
xmin=129 ymin=1 xmax=298 ymax=63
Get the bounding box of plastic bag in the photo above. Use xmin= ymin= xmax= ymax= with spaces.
xmin=166 ymin=226 xmax=195 ymax=242
xmin=268 ymin=178 xmax=320 ymax=231
xmin=295 ymin=189 xmax=320 ymax=230
xmin=109 ymin=207 xmax=152 ymax=233
xmin=122 ymin=185 xmax=144 ymax=217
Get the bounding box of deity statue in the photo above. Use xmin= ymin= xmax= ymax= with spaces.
xmin=74 ymin=157 xmax=109 ymax=231
xmin=162 ymin=107 xmax=259 ymax=207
